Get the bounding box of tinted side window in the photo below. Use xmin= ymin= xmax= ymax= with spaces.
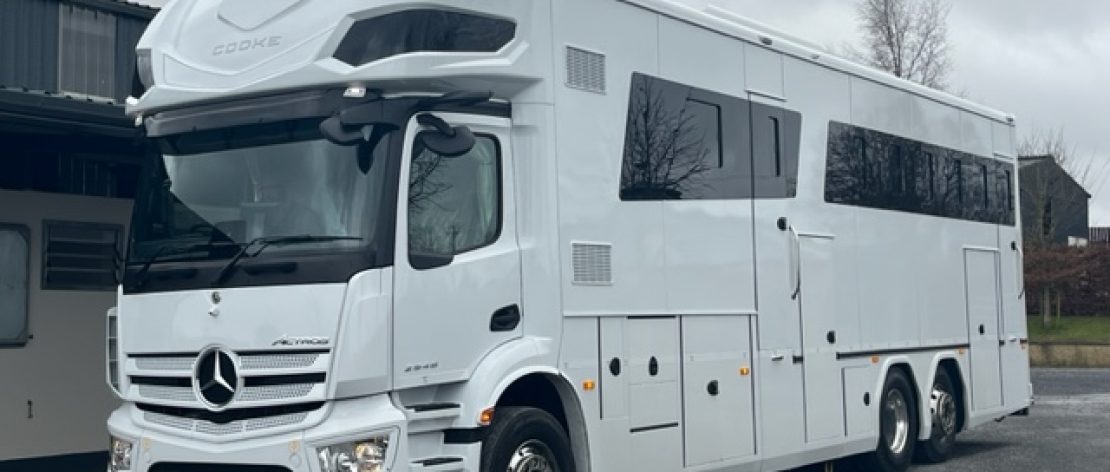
xmin=621 ymin=74 xmax=727 ymax=200
xmin=408 ymin=135 xmax=501 ymax=259
xmin=0 ymin=225 xmax=29 ymax=346
xmin=335 ymin=9 xmax=516 ymax=66
xmin=620 ymin=73 xmax=801 ymax=201
xmin=825 ymin=121 xmax=1015 ymax=225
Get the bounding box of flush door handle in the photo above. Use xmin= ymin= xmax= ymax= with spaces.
xmin=490 ymin=305 xmax=521 ymax=332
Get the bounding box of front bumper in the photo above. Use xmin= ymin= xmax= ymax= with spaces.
xmin=107 ymin=395 xmax=408 ymax=472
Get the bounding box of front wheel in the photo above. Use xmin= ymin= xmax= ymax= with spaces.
xmin=861 ymin=369 xmax=919 ymax=472
xmin=480 ymin=407 xmax=575 ymax=472
xmin=916 ymin=369 xmax=959 ymax=463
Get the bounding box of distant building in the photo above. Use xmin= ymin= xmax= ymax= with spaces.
xmin=0 ymin=0 xmax=154 ymax=470
xmin=1019 ymin=155 xmax=1091 ymax=246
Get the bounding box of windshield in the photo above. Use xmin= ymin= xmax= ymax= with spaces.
xmin=128 ymin=118 xmax=390 ymax=276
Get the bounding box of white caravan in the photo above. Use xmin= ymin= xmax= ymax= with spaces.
xmin=108 ymin=1 xmax=1033 ymax=471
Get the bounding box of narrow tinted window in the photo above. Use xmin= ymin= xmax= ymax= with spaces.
xmin=0 ymin=226 xmax=29 ymax=346
xmin=409 ymin=135 xmax=501 ymax=259
xmin=335 ymin=9 xmax=516 ymax=66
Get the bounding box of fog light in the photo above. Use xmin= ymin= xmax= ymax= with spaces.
xmin=317 ymin=434 xmax=389 ymax=472
xmin=109 ymin=436 xmax=133 ymax=471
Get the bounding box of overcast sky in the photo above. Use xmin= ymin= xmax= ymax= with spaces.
xmin=137 ymin=0 xmax=1110 ymax=223
xmin=679 ymin=0 xmax=1110 ymax=224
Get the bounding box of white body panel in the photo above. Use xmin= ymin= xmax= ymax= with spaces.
xmin=109 ymin=0 xmax=1033 ymax=471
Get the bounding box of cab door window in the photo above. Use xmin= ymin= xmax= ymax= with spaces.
xmin=408 ymin=134 xmax=501 ymax=261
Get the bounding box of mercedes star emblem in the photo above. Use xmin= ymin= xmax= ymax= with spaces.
xmin=194 ymin=347 xmax=239 ymax=410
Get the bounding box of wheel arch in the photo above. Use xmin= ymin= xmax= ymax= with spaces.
xmin=931 ymin=356 xmax=968 ymax=434
xmin=877 ymin=357 xmax=924 ymax=437
xmin=488 ymin=368 xmax=591 ymax=472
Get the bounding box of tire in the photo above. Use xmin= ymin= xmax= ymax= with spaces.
xmin=480 ymin=407 xmax=576 ymax=472
xmin=915 ymin=369 xmax=960 ymax=463
xmin=861 ymin=369 xmax=919 ymax=472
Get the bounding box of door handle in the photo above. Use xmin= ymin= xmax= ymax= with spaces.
xmin=788 ymin=224 xmax=801 ymax=300
xmin=771 ymin=353 xmax=786 ymax=362
xmin=1012 ymin=241 xmax=1025 ymax=299
xmin=489 ymin=305 xmax=521 ymax=332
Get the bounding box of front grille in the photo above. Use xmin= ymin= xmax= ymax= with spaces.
xmin=128 ymin=349 xmax=330 ymax=435
xmin=151 ymin=464 xmax=290 ymax=472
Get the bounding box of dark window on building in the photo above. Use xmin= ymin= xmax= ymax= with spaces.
xmin=408 ymin=135 xmax=502 ymax=261
xmin=334 ymin=9 xmax=516 ymax=66
xmin=825 ymin=121 xmax=1015 ymax=225
xmin=620 ymin=73 xmax=801 ymax=201
xmin=0 ymin=225 xmax=30 ymax=346
xmin=42 ymin=221 xmax=122 ymax=291
xmin=59 ymin=4 xmax=117 ymax=98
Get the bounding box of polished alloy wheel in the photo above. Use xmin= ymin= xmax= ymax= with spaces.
xmin=883 ymin=389 xmax=911 ymax=455
xmin=930 ymin=387 xmax=958 ymax=438
xmin=507 ymin=440 xmax=557 ymax=472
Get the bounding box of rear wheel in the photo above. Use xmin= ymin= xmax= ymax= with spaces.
xmin=480 ymin=407 xmax=575 ymax=472
xmin=916 ymin=369 xmax=960 ymax=463
xmin=862 ymin=369 xmax=919 ymax=472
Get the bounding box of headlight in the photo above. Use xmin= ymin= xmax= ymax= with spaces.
xmin=316 ymin=435 xmax=390 ymax=472
xmin=109 ymin=436 xmax=133 ymax=472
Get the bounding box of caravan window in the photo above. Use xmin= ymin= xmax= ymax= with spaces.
xmin=0 ymin=225 xmax=30 ymax=346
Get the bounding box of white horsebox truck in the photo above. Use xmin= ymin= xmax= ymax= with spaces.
xmin=105 ymin=0 xmax=1033 ymax=471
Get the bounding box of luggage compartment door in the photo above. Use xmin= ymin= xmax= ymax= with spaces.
xmin=682 ymin=315 xmax=757 ymax=467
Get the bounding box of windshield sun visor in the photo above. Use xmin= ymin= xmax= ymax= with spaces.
xmin=333 ymin=9 xmax=517 ymax=67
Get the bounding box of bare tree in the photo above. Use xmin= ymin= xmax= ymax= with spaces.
xmin=849 ymin=0 xmax=953 ymax=90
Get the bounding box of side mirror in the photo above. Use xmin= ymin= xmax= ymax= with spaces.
xmin=417 ymin=113 xmax=476 ymax=157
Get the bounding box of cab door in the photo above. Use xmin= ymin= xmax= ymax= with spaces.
xmin=392 ymin=113 xmax=522 ymax=389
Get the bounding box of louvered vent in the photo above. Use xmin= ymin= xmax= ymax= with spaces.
xmin=566 ymin=46 xmax=606 ymax=94
xmin=572 ymin=243 xmax=613 ymax=285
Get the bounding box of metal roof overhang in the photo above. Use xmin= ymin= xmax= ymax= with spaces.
xmin=0 ymin=88 xmax=140 ymax=139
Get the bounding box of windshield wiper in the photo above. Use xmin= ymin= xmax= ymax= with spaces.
xmin=212 ymin=235 xmax=363 ymax=287
xmin=126 ymin=244 xmax=216 ymax=290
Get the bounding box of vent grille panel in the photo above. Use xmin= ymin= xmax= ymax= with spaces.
xmin=572 ymin=243 xmax=613 ymax=285
xmin=238 ymin=384 xmax=315 ymax=402
xmin=135 ymin=357 xmax=194 ymax=371
xmin=241 ymin=353 xmax=320 ymax=370
xmin=138 ymin=385 xmax=197 ymax=403
xmin=566 ymin=46 xmax=606 ymax=94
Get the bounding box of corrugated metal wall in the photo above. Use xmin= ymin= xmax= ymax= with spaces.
xmin=114 ymin=13 xmax=146 ymax=101
xmin=0 ymin=0 xmax=150 ymax=101
xmin=0 ymin=0 xmax=60 ymax=92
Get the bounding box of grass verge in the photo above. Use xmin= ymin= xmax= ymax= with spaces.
xmin=1027 ymin=316 xmax=1110 ymax=344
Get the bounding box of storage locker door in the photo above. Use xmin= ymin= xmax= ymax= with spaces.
xmin=682 ymin=316 xmax=757 ymax=467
